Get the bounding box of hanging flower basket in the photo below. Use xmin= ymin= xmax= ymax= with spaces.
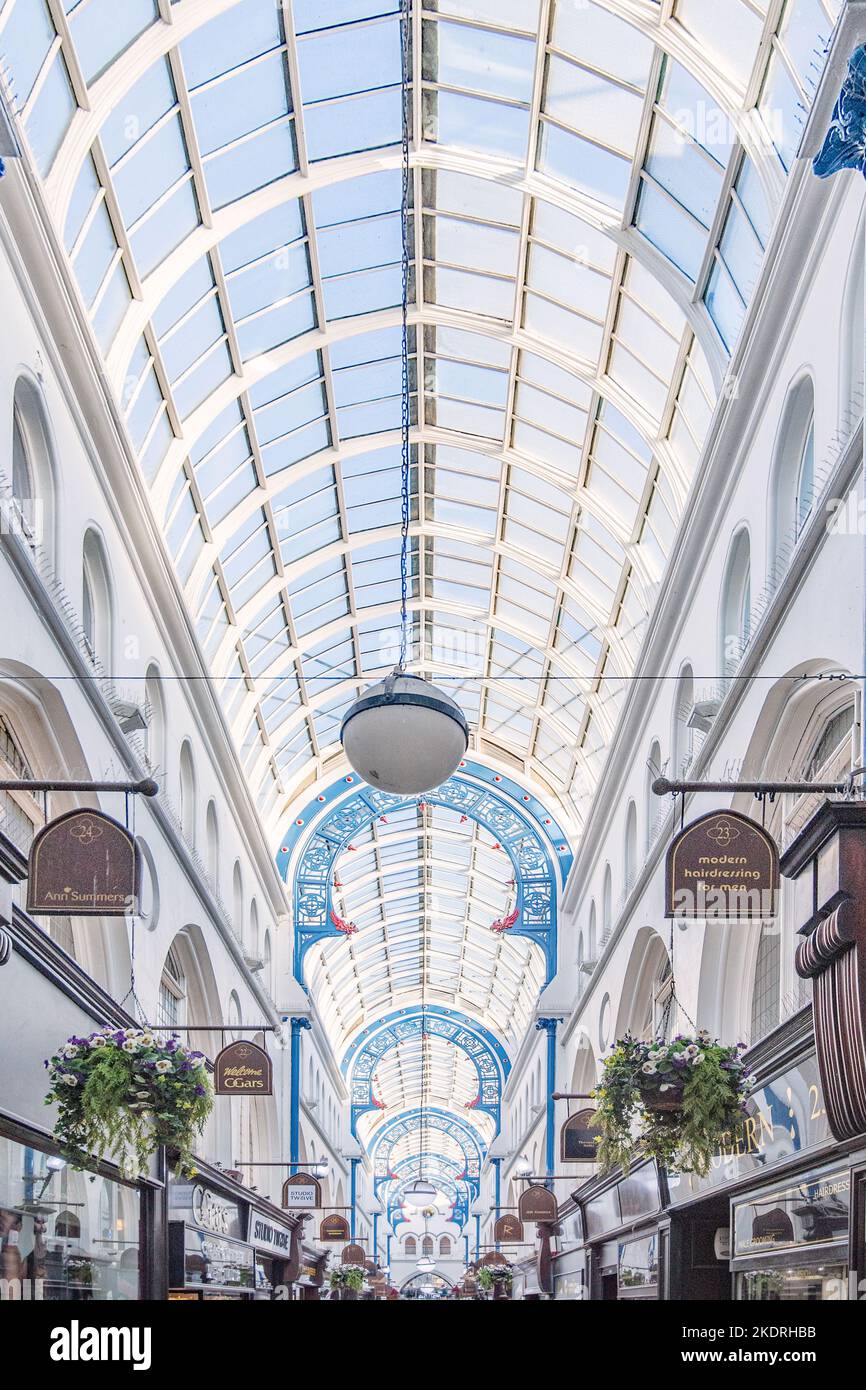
xmin=329 ymin=1264 xmax=365 ymax=1297
xmin=592 ymin=1032 xmax=753 ymax=1177
xmin=45 ymin=1027 xmax=213 ymax=1179
xmin=476 ymin=1265 xmax=513 ymax=1299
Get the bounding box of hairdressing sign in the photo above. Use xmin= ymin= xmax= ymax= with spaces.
xmin=665 ymin=810 xmax=779 ymax=919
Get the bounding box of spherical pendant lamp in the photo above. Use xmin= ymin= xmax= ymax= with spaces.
xmin=340 ymin=671 xmax=468 ymax=795
xmin=402 ymin=1177 xmax=439 ymax=1204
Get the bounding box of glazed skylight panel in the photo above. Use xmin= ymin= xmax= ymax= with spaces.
xmin=178 ymin=0 xmax=297 ymax=209
xmin=294 ymin=8 xmax=402 ymax=162
xmin=538 ymin=0 xmax=654 ymax=208
xmin=704 ymin=155 xmax=773 ymax=350
xmin=421 ymin=11 xmax=535 ymax=162
xmin=756 ymin=0 xmax=839 ymax=170
xmin=634 ymin=60 xmax=732 ymax=284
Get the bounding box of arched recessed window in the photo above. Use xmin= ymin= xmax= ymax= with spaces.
xmin=228 ymin=990 xmax=243 ymax=1039
xmin=158 ymin=946 xmax=186 ymax=1029
xmin=439 ymin=1235 xmax=451 ymax=1256
xmin=249 ymin=899 xmax=260 ymax=961
xmin=587 ymin=901 xmax=597 ymax=963
xmin=671 ymin=666 xmax=694 ymax=779
xmin=624 ymin=801 xmax=638 ymax=892
xmin=144 ymin=664 xmax=166 ymax=774
xmin=81 ymin=529 xmax=113 ymax=670
xmin=263 ymin=930 xmax=273 ymax=995
xmin=422 ymin=1235 xmax=433 ymax=1257
xmin=751 ymin=924 xmax=780 ymax=1043
xmin=840 ymin=225 xmax=864 ymax=430
xmin=804 ymin=704 xmax=855 ymax=783
xmin=179 ymin=741 xmax=196 ymax=846
xmin=645 ymin=739 xmax=662 ymax=850
xmin=10 ymin=378 xmax=55 ymax=559
xmin=405 ymin=1235 xmax=417 ymax=1255
xmin=205 ymin=800 xmax=219 ymax=887
xmin=720 ymin=529 xmax=751 ymax=680
xmin=601 ymin=865 xmax=612 ymax=940
xmin=232 ymin=861 xmax=244 ymax=937
xmin=771 ymin=377 xmax=816 ymax=562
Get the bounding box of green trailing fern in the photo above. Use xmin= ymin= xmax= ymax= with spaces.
xmin=45 ymin=1026 xmax=213 ymax=1178
xmin=329 ymin=1264 xmax=365 ymax=1292
xmin=591 ymin=1032 xmax=753 ymax=1177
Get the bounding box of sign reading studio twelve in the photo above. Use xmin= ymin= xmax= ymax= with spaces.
xmin=28 ymin=809 xmax=140 ymax=916
xmin=214 ymin=1040 xmax=273 ymax=1095
xmin=665 ymin=810 xmax=779 ymax=919
xmin=282 ymin=1172 xmax=322 ymax=1211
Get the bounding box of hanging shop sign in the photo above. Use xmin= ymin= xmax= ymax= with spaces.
xmin=281 ymin=1171 xmax=322 ymax=1211
xmin=561 ymin=1108 xmax=599 ymax=1162
xmin=665 ymin=810 xmax=779 ymax=919
xmin=250 ymin=1211 xmax=295 ymax=1261
xmin=320 ymin=1214 xmax=350 ymax=1242
xmin=732 ymin=1168 xmax=850 ymax=1257
xmin=342 ymin=1242 xmax=366 ymax=1266
xmin=214 ymin=1040 xmax=273 ymax=1095
xmin=518 ymin=1184 xmax=558 ymax=1224
xmin=493 ymin=1213 xmax=524 ymax=1244
xmin=27 ymin=808 xmax=140 ymax=916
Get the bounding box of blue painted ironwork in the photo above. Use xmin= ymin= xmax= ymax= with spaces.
xmin=369 ymin=1106 xmax=485 ymax=1191
xmin=343 ymin=1005 xmax=509 ymax=1136
xmin=350 ymin=1156 xmax=359 ymax=1240
xmin=492 ymin=1156 xmax=501 ymax=1249
xmin=536 ymin=1017 xmax=562 ymax=1180
xmin=813 ymin=46 xmax=866 ymax=770
xmin=289 ymin=1017 xmax=311 ymax=1168
xmin=813 ymin=45 xmax=866 ymax=179
xmin=278 ymin=760 xmax=572 ymax=982
xmin=383 ymin=1156 xmax=471 ymax=1230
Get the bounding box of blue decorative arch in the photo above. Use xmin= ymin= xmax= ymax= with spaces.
xmin=343 ymin=1006 xmax=510 ymax=1137
xmin=384 ymin=1157 xmax=471 ymax=1230
xmin=277 ymin=760 xmax=572 ymax=982
xmin=370 ymin=1107 xmax=485 ymax=1190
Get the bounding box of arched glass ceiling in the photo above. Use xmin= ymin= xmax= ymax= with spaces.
xmin=0 ymin=0 xmax=840 ymax=836
xmin=304 ymin=802 xmax=548 ymax=1054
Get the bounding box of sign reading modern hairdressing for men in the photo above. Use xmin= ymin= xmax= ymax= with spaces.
xmin=320 ymin=1213 xmax=350 ymax=1241
xmin=665 ymin=810 xmax=779 ymax=919
xmin=561 ymin=1108 xmax=599 ymax=1162
xmin=518 ymin=1183 xmax=558 ymax=1223
xmin=214 ymin=1040 xmax=273 ymax=1095
xmin=281 ymin=1172 xmax=321 ymax=1210
xmin=27 ymin=808 xmax=140 ymax=916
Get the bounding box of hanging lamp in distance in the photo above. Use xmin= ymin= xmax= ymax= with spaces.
xmin=340 ymin=671 xmax=468 ymax=795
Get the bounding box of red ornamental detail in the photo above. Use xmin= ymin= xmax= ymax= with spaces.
xmin=459 ymin=814 xmax=469 ymax=824
xmin=333 ymin=875 xmax=343 ymax=891
xmin=490 ymin=906 xmax=519 ymax=935
xmin=465 ymin=1094 xmax=480 ymax=1109
xmin=372 ymin=1095 xmax=386 ymax=1110
xmin=379 ymin=815 xmax=388 ymax=824
xmin=330 ymin=908 xmax=358 ymax=936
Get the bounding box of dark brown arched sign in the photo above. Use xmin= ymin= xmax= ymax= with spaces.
xmin=342 ymin=1243 xmax=366 ymax=1266
xmin=518 ymin=1184 xmax=558 ymax=1223
xmin=665 ymin=810 xmax=778 ymax=919
xmin=27 ymin=808 xmax=140 ymax=916
xmin=214 ymin=1040 xmax=273 ymax=1095
xmin=561 ymin=1108 xmax=598 ymax=1162
xmin=493 ymin=1213 xmax=524 ymax=1244
xmin=477 ymin=1250 xmax=509 ymax=1268
xmin=281 ymin=1171 xmax=322 ymax=1211
xmin=320 ymin=1213 xmax=350 ymax=1242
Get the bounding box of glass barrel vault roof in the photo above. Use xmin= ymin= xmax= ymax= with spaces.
xmin=0 ymin=0 xmax=840 ymax=1205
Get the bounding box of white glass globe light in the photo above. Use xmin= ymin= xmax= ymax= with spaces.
xmin=341 ymin=672 xmax=468 ymax=795
xmin=402 ymin=1178 xmax=439 ymax=1204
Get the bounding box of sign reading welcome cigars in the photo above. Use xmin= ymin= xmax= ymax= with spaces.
xmin=665 ymin=810 xmax=779 ymax=919
xmin=27 ymin=809 xmax=140 ymax=916
xmin=214 ymin=1040 xmax=273 ymax=1095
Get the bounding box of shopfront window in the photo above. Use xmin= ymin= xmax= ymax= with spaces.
xmin=0 ymin=1136 xmax=140 ymax=1300
xmin=735 ymin=1265 xmax=847 ymax=1301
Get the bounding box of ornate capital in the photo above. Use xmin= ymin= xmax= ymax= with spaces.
xmin=535 ymin=1017 xmax=562 ymax=1035
xmin=814 ymin=44 xmax=866 ymax=180
xmin=290 ymin=1016 xmax=312 ymax=1034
